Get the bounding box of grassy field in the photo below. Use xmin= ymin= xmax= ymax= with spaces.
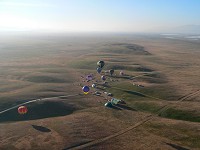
xmin=0 ymin=33 xmax=200 ymax=150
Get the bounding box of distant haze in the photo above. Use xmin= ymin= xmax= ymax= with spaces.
xmin=0 ymin=0 xmax=200 ymax=33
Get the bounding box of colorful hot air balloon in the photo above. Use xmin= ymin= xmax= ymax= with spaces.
xmin=86 ymin=75 xmax=93 ymax=81
xmin=82 ymin=86 xmax=90 ymax=94
xmin=97 ymin=61 xmax=105 ymax=68
xmin=18 ymin=106 xmax=28 ymax=114
xmin=109 ymin=69 xmax=114 ymax=76
xmin=101 ymin=75 xmax=106 ymax=81
xmin=96 ymin=67 xmax=102 ymax=74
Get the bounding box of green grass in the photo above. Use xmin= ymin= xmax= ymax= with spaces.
xmin=68 ymin=60 xmax=97 ymax=70
xmin=131 ymin=101 xmax=200 ymax=123
xmin=107 ymin=81 xmax=176 ymax=101
xmin=0 ymin=101 xmax=79 ymax=123
xmin=106 ymin=58 xmax=131 ymax=63
xmin=106 ymin=84 xmax=147 ymax=101
xmin=0 ymin=83 xmax=30 ymax=93
xmin=101 ymin=43 xmax=151 ymax=55
xmin=101 ymin=49 xmax=139 ymax=54
xmin=0 ymin=86 xmax=71 ymax=111
xmin=132 ymin=101 xmax=200 ymax=123
xmin=68 ymin=58 xmax=153 ymax=74
xmin=140 ymin=76 xmax=167 ymax=84
xmin=144 ymin=72 xmax=163 ymax=78
xmin=145 ymin=122 xmax=200 ymax=148
xmin=25 ymin=76 xmax=68 ymax=83
xmin=0 ymin=99 xmax=25 ymax=111
xmin=104 ymin=64 xmax=153 ymax=72
xmin=160 ymin=108 xmax=200 ymax=122
xmin=132 ymin=102 xmax=161 ymax=113
xmin=106 ymin=80 xmax=200 ymax=123
xmin=38 ymin=68 xmax=70 ymax=73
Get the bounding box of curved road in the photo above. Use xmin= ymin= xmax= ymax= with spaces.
xmin=0 ymin=94 xmax=80 ymax=115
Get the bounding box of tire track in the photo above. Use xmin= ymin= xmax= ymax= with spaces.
xmin=157 ymin=89 xmax=200 ymax=116
xmin=67 ymin=115 xmax=153 ymax=150
xmin=177 ymin=89 xmax=200 ymax=101
xmin=67 ymin=89 xmax=200 ymax=150
xmin=1 ymin=72 xmax=199 ymax=149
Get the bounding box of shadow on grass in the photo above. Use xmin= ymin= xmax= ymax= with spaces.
xmin=115 ymin=104 xmax=137 ymax=111
xmin=106 ymin=105 xmax=122 ymax=110
xmin=32 ymin=125 xmax=51 ymax=132
xmin=159 ymin=108 xmax=200 ymax=123
xmin=109 ymin=75 xmax=132 ymax=80
xmin=123 ymin=90 xmax=146 ymax=97
xmin=63 ymin=140 xmax=93 ymax=150
xmin=0 ymin=101 xmax=78 ymax=123
xmin=25 ymin=76 xmax=67 ymax=83
xmin=165 ymin=143 xmax=189 ymax=150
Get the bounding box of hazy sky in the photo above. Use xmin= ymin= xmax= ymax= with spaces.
xmin=0 ymin=0 xmax=199 ymax=32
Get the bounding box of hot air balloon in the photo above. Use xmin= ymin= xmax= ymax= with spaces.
xmin=82 ymin=86 xmax=90 ymax=94
xmin=97 ymin=61 xmax=105 ymax=68
xmin=18 ymin=106 xmax=28 ymax=114
xmin=109 ymin=69 xmax=114 ymax=76
xmin=101 ymin=75 xmax=106 ymax=81
xmin=92 ymin=84 xmax=96 ymax=88
xmin=96 ymin=67 xmax=102 ymax=74
xmin=86 ymin=74 xmax=93 ymax=81
xmin=120 ymin=71 xmax=124 ymax=76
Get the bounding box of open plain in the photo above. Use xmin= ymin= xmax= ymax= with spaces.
xmin=0 ymin=33 xmax=200 ymax=150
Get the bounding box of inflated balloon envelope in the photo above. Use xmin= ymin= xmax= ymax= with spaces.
xmin=82 ymin=86 xmax=90 ymax=94
xmin=97 ymin=61 xmax=105 ymax=68
xmin=18 ymin=106 xmax=28 ymax=114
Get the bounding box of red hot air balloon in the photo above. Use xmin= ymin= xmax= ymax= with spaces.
xmin=18 ymin=106 xmax=28 ymax=114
